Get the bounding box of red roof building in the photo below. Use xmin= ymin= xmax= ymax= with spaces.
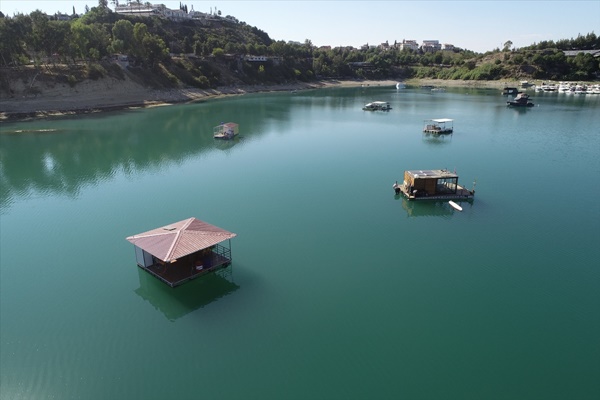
xmin=126 ymin=217 xmax=236 ymax=287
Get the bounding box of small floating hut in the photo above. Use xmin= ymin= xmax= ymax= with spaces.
xmin=422 ymin=118 xmax=453 ymax=134
xmin=126 ymin=217 xmax=236 ymax=287
xmin=395 ymin=169 xmax=475 ymax=201
xmin=213 ymin=122 xmax=239 ymax=139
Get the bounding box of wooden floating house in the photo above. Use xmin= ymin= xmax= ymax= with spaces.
xmin=363 ymin=101 xmax=392 ymax=111
xmin=507 ymin=92 xmax=534 ymax=107
xmin=126 ymin=217 xmax=236 ymax=287
xmin=394 ymin=169 xmax=475 ymax=200
xmin=213 ymin=122 xmax=239 ymax=139
xmin=423 ymin=118 xmax=453 ymax=134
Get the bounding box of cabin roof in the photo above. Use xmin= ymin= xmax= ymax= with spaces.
xmin=406 ymin=169 xmax=458 ymax=179
xmin=126 ymin=218 xmax=236 ymax=262
xmin=429 ymin=118 xmax=453 ymax=123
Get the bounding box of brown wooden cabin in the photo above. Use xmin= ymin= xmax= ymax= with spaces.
xmin=399 ymin=169 xmax=475 ymax=200
xmin=126 ymin=217 xmax=236 ymax=287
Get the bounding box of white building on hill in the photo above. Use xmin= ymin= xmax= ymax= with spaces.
xmin=421 ymin=40 xmax=442 ymax=52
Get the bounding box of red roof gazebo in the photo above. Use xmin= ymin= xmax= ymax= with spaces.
xmin=126 ymin=217 xmax=237 ymax=287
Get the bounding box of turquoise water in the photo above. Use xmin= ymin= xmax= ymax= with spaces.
xmin=1 ymin=86 xmax=599 ymax=399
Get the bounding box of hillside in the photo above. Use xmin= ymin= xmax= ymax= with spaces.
xmin=0 ymin=8 xmax=598 ymax=120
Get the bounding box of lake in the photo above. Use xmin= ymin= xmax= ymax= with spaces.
xmin=1 ymin=85 xmax=599 ymax=400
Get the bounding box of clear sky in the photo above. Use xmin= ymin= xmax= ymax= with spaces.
xmin=1 ymin=0 xmax=598 ymax=53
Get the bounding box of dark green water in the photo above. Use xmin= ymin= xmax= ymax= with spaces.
xmin=1 ymin=86 xmax=599 ymax=400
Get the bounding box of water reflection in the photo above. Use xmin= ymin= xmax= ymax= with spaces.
xmin=0 ymin=93 xmax=302 ymax=208
xmin=422 ymin=132 xmax=453 ymax=145
xmin=397 ymin=197 xmax=471 ymax=218
xmin=134 ymin=266 xmax=239 ymax=321
xmin=213 ymin=136 xmax=242 ymax=154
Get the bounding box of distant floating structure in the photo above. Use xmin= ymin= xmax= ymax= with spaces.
xmin=213 ymin=122 xmax=239 ymax=139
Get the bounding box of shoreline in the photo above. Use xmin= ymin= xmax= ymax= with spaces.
xmin=0 ymin=78 xmax=515 ymax=123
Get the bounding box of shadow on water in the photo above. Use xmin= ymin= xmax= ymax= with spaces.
xmin=134 ymin=266 xmax=239 ymax=321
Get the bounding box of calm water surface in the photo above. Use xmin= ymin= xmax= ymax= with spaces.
xmin=1 ymin=86 xmax=599 ymax=399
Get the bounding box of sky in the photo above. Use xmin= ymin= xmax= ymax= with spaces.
xmin=1 ymin=1 xmax=598 ymax=53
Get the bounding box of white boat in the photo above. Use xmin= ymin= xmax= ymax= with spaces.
xmin=573 ymin=85 xmax=587 ymax=94
xmin=363 ymin=101 xmax=391 ymax=111
xmin=423 ymin=118 xmax=453 ymax=134
xmin=536 ymin=82 xmax=557 ymax=92
xmin=589 ymin=84 xmax=600 ymax=94
xmin=396 ymin=82 xmax=405 ymax=89
xmin=558 ymin=82 xmax=573 ymax=92
xmin=449 ymin=201 xmax=463 ymax=211
xmin=213 ymin=122 xmax=239 ymax=139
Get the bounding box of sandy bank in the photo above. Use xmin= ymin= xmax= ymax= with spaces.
xmin=0 ymin=78 xmax=512 ymax=123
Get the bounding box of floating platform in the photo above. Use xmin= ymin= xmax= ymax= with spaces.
xmin=423 ymin=118 xmax=453 ymax=134
xmin=214 ymin=122 xmax=239 ymax=139
xmin=395 ymin=169 xmax=475 ymax=201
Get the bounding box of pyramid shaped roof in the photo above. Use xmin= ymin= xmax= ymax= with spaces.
xmin=126 ymin=218 xmax=236 ymax=262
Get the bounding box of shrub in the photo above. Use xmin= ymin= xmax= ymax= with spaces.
xmin=87 ymin=64 xmax=106 ymax=80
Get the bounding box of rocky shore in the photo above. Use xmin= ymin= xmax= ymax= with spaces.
xmin=0 ymin=77 xmax=515 ymax=123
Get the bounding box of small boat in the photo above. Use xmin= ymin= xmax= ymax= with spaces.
xmin=213 ymin=122 xmax=239 ymax=139
xmin=396 ymin=82 xmax=405 ymax=89
xmin=394 ymin=169 xmax=475 ymax=201
xmin=423 ymin=118 xmax=453 ymax=134
xmin=507 ymin=92 xmax=534 ymax=107
xmin=363 ymin=101 xmax=391 ymax=111
xmin=520 ymin=81 xmax=534 ymax=88
xmin=448 ymin=201 xmax=463 ymax=211
xmin=536 ymin=82 xmax=557 ymax=92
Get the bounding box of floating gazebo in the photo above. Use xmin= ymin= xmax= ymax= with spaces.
xmin=126 ymin=217 xmax=236 ymax=287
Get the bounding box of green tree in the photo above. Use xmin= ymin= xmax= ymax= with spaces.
xmin=70 ymin=19 xmax=93 ymax=59
xmin=111 ymin=19 xmax=133 ymax=53
xmin=132 ymin=22 xmax=148 ymax=57
xmin=141 ymin=34 xmax=168 ymax=66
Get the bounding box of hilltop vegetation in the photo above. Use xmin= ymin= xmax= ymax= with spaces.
xmin=0 ymin=3 xmax=598 ymax=97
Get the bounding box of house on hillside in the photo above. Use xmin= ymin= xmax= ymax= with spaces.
xmin=348 ymin=62 xmax=375 ymax=71
xmin=245 ymin=55 xmax=268 ymax=62
xmin=422 ymin=40 xmax=442 ymax=53
xmin=399 ymin=40 xmax=419 ymax=51
xmin=115 ymin=3 xmax=191 ymax=20
xmin=563 ymin=50 xmax=600 ymax=58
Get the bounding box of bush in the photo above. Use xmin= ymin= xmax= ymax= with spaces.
xmin=87 ymin=64 xmax=106 ymax=80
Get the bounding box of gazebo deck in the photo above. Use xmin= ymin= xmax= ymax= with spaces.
xmin=142 ymin=248 xmax=232 ymax=287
